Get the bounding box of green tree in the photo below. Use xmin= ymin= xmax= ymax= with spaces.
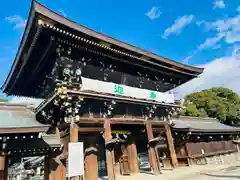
xmin=183 ymin=102 xmax=200 ymax=117
xmin=182 ymin=87 xmax=240 ymax=125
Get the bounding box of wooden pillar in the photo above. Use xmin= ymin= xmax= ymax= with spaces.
xmin=44 ymin=156 xmax=51 ymax=180
xmin=55 ymin=163 xmax=66 ymax=180
xmin=104 ymin=119 xmax=115 ymax=180
xmin=0 ymin=155 xmax=6 ymax=180
xmin=54 ymin=130 xmax=69 ymax=180
xmin=48 ymin=159 xmax=55 ymax=180
xmin=114 ymin=146 xmax=122 ymax=176
xmin=165 ymin=124 xmax=178 ymax=167
xmin=127 ymin=135 xmax=139 ymax=174
xmin=120 ymin=144 xmax=130 ymax=175
xmin=185 ymin=143 xmax=191 ymax=166
xmin=146 ymin=122 xmax=160 ymax=174
xmin=43 ymin=156 xmax=56 ymax=180
xmin=84 ymin=138 xmax=98 ymax=180
xmin=70 ymin=122 xmax=83 ymax=180
xmin=70 ymin=122 xmax=79 ymax=143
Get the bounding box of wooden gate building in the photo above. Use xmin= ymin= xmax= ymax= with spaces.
xmin=2 ymin=1 xmax=204 ymax=180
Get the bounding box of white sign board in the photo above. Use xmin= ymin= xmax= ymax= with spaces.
xmin=81 ymin=77 xmax=175 ymax=103
xmin=68 ymin=142 xmax=84 ymax=177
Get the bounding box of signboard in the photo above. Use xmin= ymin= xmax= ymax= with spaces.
xmin=81 ymin=77 xmax=174 ymax=103
xmin=68 ymin=142 xmax=84 ymax=178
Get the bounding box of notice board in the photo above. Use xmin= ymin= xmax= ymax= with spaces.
xmin=68 ymin=142 xmax=84 ymax=177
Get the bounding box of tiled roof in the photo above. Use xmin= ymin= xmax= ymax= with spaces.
xmin=172 ymin=116 xmax=240 ymax=133
xmin=0 ymin=103 xmax=49 ymax=133
xmin=11 ymin=96 xmax=44 ymax=108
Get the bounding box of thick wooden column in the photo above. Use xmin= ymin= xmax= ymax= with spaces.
xmin=127 ymin=135 xmax=139 ymax=174
xmin=114 ymin=146 xmax=122 ymax=176
xmin=70 ymin=122 xmax=79 ymax=142
xmin=44 ymin=156 xmax=50 ymax=180
xmin=185 ymin=143 xmax=191 ymax=166
xmin=54 ymin=129 xmax=69 ymax=180
xmin=0 ymin=155 xmax=6 ymax=180
xmin=84 ymin=138 xmax=98 ymax=180
xmin=119 ymin=144 xmax=130 ymax=175
xmin=48 ymin=159 xmax=55 ymax=180
xmin=70 ymin=122 xmax=83 ymax=180
xmin=146 ymin=122 xmax=160 ymax=174
xmin=55 ymin=164 xmax=66 ymax=180
xmin=165 ymin=124 xmax=178 ymax=167
xmin=104 ymin=119 xmax=115 ymax=180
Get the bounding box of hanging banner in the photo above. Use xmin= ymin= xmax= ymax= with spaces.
xmin=81 ymin=77 xmax=174 ymax=103
xmin=68 ymin=142 xmax=84 ymax=178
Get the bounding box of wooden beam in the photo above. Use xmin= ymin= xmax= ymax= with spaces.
xmin=146 ymin=122 xmax=160 ymax=174
xmin=75 ymin=117 xmax=168 ymax=126
xmin=78 ymin=127 xmax=104 ymax=132
xmin=104 ymin=119 xmax=115 ymax=180
xmin=165 ymin=124 xmax=178 ymax=167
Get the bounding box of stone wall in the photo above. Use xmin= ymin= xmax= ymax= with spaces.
xmin=192 ymin=152 xmax=240 ymax=166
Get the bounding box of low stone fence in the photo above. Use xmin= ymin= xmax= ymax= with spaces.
xmin=192 ymin=152 xmax=240 ymax=166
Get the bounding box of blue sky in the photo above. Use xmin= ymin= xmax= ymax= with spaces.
xmin=1 ymin=0 xmax=240 ymax=100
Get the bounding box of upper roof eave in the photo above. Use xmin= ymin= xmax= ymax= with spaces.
xmin=2 ymin=1 xmax=37 ymax=92
xmin=2 ymin=1 xmax=204 ymax=94
xmin=32 ymin=1 xmax=203 ymax=73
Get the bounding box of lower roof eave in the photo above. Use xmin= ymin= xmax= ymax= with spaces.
xmin=0 ymin=126 xmax=49 ymax=134
xmin=172 ymin=128 xmax=240 ymax=134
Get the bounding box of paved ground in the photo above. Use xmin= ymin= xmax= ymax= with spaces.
xmin=191 ymin=166 xmax=240 ymax=180
xmin=115 ymin=162 xmax=240 ymax=180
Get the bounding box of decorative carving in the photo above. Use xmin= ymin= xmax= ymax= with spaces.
xmin=142 ymin=105 xmax=157 ymax=120
xmin=100 ymin=61 xmax=116 ymax=81
xmin=38 ymin=88 xmax=85 ymax=125
xmin=50 ymin=43 xmax=92 ymax=90
xmin=137 ymin=72 xmax=146 ymax=88
xmin=103 ymin=100 xmax=116 ymax=118
xmin=166 ymin=107 xmax=181 ymax=120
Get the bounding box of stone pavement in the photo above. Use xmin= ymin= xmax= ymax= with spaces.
xmin=114 ymin=162 xmax=240 ymax=180
xmin=201 ymin=165 xmax=240 ymax=179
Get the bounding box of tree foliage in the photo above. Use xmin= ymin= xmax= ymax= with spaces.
xmin=181 ymin=87 xmax=240 ymax=125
